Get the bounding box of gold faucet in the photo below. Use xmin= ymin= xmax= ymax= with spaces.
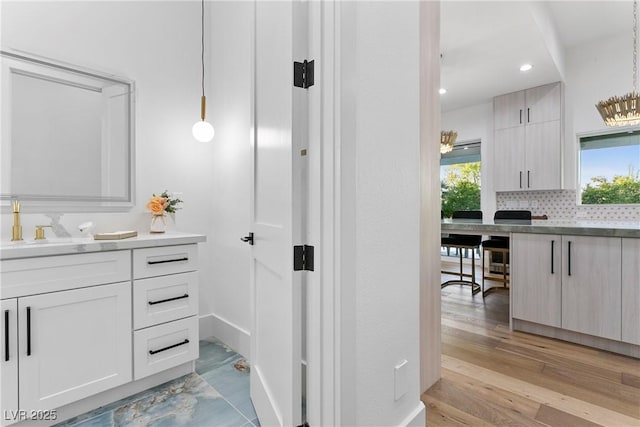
xmin=11 ymin=200 xmax=22 ymax=241
xmin=34 ymin=225 xmax=52 ymax=240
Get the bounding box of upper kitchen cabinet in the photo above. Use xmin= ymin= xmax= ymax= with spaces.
xmin=493 ymin=82 xmax=563 ymax=191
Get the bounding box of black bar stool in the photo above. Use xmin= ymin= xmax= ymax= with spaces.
xmin=441 ymin=210 xmax=483 ymax=295
xmin=481 ymin=210 xmax=531 ymax=297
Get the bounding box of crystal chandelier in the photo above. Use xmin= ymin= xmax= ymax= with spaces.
xmin=596 ymin=0 xmax=640 ymax=126
xmin=440 ymin=130 xmax=457 ymax=154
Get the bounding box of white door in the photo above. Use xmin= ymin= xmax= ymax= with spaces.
xmin=249 ymin=1 xmax=305 ymax=425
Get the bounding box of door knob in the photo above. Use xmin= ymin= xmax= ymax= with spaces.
xmin=241 ymin=232 xmax=254 ymax=245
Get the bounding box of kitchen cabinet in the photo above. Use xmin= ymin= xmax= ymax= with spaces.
xmin=493 ymin=82 xmax=562 ymax=191
xmin=622 ymin=238 xmax=640 ymax=345
xmin=513 ymin=234 xmax=623 ymax=342
xmin=562 ymin=235 xmax=621 ymax=341
xmin=512 ymin=233 xmax=562 ymax=328
xmin=1 ymin=299 xmax=18 ymax=426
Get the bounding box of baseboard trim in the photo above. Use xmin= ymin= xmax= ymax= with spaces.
xmin=400 ymin=401 xmax=426 ymax=427
xmin=199 ymin=313 xmax=251 ymax=359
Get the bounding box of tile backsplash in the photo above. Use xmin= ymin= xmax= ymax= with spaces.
xmin=496 ymin=190 xmax=640 ymax=221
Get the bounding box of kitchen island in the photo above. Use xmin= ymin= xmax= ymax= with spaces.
xmin=442 ymin=219 xmax=640 ymax=358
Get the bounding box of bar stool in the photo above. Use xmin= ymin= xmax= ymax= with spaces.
xmin=481 ymin=210 xmax=531 ymax=297
xmin=441 ymin=210 xmax=483 ymax=295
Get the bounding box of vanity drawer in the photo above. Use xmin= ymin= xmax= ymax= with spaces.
xmin=133 ymin=272 xmax=199 ymax=330
xmin=133 ymin=244 xmax=198 ymax=279
xmin=1 ymin=251 xmax=131 ymax=298
xmin=133 ymin=316 xmax=199 ymax=380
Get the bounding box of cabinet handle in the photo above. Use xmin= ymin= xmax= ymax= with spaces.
xmin=527 ymin=107 xmax=530 ymax=123
xmin=149 ymin=339 xmax=190 ymax=355
xmin=567 ymin=241 xmax=572 ymax=276
xmin=26 ymin=307 xmax=31 ymax=356
xmin=147 ymin=257 xmax=188 ymax=265
xmin=148 ymin=294 xmax=189 ymax=305
xmin=519 ymin=109 xmax=522 ymax=124
xmin=551 ymin=240 xmax=555 ymax=274
xmin=519 ymin=171 xmax=523 ymax=188
xmin=527 ymin=170 xmax=531 ymax=188
xmin=4 ymin=310 xmax=9 ymax=362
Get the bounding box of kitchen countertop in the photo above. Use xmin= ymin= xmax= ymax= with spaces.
xmin=441 ymin=219 xmax=640 ymax=238
xmin=0 ymin=232 xmax=206 ymax=260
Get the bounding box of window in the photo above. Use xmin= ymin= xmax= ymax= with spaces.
xmin=440 ymin=140 xmax=481 ymax=218
xmin=579 ymin=131 xmax=640 ymax=205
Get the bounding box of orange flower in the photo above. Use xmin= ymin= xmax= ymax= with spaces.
xmin=146 ymin=196 xmax=167 ymax=215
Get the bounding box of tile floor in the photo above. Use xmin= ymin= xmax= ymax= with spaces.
xmin=55 ymin=337 xmax=259 ymax=427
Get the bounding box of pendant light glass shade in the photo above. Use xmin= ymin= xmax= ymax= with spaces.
xmin=440 ymin=130 xmax=457 ymax=154
xmin=192 ymin=0 xmax=214 ymax=142
xmin=596 ymin=0 xmax=640 ymax=126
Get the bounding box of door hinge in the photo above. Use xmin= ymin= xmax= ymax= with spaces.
xmin=294 ymin=60 xmax=314 ymax=89
xmin=293 ymin=245 xmax=314 ymax=271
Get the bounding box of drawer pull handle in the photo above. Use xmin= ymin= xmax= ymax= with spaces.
xmin=147 ymin=257 xmax=189 ymax=265
xmin=149 ymin=339 xmax=190 ymax=355
xmin=148 ymin=294 xmax=189 ymax=305
xmin=4 ymin=310 xmax=9 ymax=362
xmin=26 ymin=307 xmax=32 ymax=356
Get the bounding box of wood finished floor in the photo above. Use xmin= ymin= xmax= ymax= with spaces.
xmin=422 ymin=259 xmax=640 ymax=427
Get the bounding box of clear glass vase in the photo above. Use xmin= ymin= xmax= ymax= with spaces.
xmin=150 ymin=214 xmax=166 ymax=233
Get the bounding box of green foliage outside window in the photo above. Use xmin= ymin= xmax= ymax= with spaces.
xmin=441 ymin=162 xmax=481 ymax=218
xmin=581 ymin=168 xmax=640 ymax=205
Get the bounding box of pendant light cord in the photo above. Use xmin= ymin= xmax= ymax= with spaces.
xmin=634 ymin=0 xmax=637 ymax=93
xmin=201 ymin=0 xmax=205 ymax=98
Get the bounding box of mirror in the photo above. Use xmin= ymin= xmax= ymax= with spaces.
xmin=1 ymin=50 xmax=134 ymax=211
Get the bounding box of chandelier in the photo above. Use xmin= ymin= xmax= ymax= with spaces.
xmin=440 ymin=130 xmax=457 ymax=154
xmin=596 ymin=0 xmax=640 ymax=126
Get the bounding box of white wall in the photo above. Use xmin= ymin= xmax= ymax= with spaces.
xmin=1 ymin=1 xmax=252 ymax=351
xmin=442 ymin=102 xmax=496 ymax=214
xmin=338 ymin=1 xmax=424 ymax=425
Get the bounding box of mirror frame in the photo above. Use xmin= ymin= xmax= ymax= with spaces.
xmin=0 ymin=50 xmax=135 ymax=212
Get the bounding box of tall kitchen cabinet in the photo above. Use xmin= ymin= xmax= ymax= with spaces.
xmin=512 ymin=233 xmax=624 ymax=342
xmin=493 ymin=82 xmax=562 ymax=191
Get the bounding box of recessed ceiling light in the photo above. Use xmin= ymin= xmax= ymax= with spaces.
xmin=520 ymin=63 xmax=533 ymax=72
xmin=439 ymin=88 xmax=447 ymax=95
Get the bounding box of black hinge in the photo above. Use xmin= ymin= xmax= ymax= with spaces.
xmin=294 ymin=60 xmax=314 ymax=89
xmin=293 ymin=245 xmax=314 ymax=271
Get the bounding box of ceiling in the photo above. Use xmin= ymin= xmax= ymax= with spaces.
xmin=440 ymin=0 xmax=634 ymax=112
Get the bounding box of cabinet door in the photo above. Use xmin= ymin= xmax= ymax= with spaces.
xmin=622 ymin=238 xmax=640 ymax=344
xmin=494 ymin=126 xmax=525 ymax=191
xmin=524 ymin=120 xmax=561 ymax=190
xmin=1 ymin=299 xmax=18 ymax=426
xmin=562 ymin=236 xmax=622 ymax=340
xmin=525 ymin=82 xmax=561 ymax=124
xmin=494 ymin=90 xmax=525 ymax=130
xmin=18 ymin=281 xmax=132 ymax=411
xmin=512 ymin=234 xmax=562 ymax=327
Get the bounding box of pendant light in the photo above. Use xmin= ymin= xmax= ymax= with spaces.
xmin=595 ymin=0 xmax=640 ymax=126
xmin=440 ymin=130 xmax=457 ymax=154
xmin=192 ymin=0 xmax=215 ymax=142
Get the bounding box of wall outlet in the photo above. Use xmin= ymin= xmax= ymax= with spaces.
xmin=394 ymin=360 xmax=408 ymax=401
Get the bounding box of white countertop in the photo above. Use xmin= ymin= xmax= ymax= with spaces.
xmin=0 ymin=232 xmax=206 ymax=260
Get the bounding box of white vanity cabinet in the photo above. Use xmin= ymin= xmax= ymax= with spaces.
xmin=0 ymin=251 xmax=131 ymax=426
xmin=0 ymin=234 xmax=205 ymax=426
xmin=132 ymin=245 xmax=200 ymax=380
xmin=1 ymin=299 xmax=19 ymax=425
xmin=493 ymin=82 xmax=562 ymax=191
